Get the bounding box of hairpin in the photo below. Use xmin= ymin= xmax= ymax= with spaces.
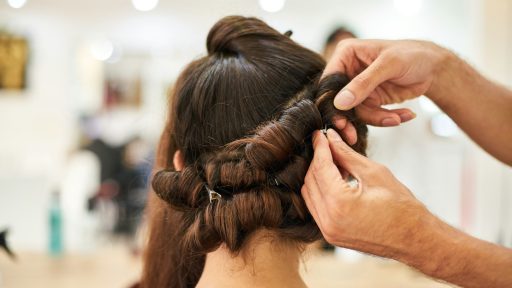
xmin=321 ymin=124 xmax=328 ymax=135
xmin=273 ymin=177 xmax=280 ymax=186
xmin=205 ymin=184 xmax=222 ymax=203
xmin=284 ymin=30 xmax=293 ymax=37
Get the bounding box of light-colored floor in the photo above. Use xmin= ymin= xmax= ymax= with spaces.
xmin=0 ymin=244 xmax=456 ymax=288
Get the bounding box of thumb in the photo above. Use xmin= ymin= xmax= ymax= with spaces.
xmin=333 ymin=56 xmax=396 ymax=110
xmin=325 ymin=129 xmax=369 ymax=177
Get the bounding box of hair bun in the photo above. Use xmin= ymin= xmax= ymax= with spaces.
xmin=206 ymin=16 xmax=283 ymax=55
xmin=152 ymin=167 xmax=205 ymax=210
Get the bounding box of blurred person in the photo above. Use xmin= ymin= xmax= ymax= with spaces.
xmin=140 ymin=16 xmax=375 ymax=288
xmin=322 ymin=26 xmax=356 ymax=60
xmin=112 ymin=137 xmax=152 ymax=252
xmin=302 ymin=39 xmax=512 ymax=288
xmin=85 ymin=138 xmax=152 ymax=242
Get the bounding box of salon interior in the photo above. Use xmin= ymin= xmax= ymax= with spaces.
xmin=0 ymin=0 xmax=511 ymax=287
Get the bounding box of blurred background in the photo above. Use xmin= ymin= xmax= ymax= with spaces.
xmin=0 ymin=0 xmax=511 ymax=287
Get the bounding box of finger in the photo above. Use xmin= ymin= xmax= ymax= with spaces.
xmin=322 ymin=39 xmax=359 ymax=77
xmin=333 ymin=116 xmax=357 ymax=145
xmin=301 ymin=173 xmax=321 ymax=221
xmin=332 ymin=116 xmax=358 ymax=145
xmin=333 ymin=55 xmax=398 ymax=110
xmin=342 ymin=122 xmax=357 ymax=145
xmin=301 ymin=183 xmax=333 ymax=239
xmin=305 ymin=133 xmax=345 ymax=222
xmin=361 ymin=95 xmax=381 ymax=107
xmin=356 ymin=104 xmax=400 ymax=127
xmin=332 ymin=116 xmax=347 ymax=131
xmin=391 ymin=108 xmax=416 ymax=123
xmin=326 ymin=129 xmax=369 ymax=176
xmin=312 ymin=130 xmax=333 ymax=163
xmin=311 ymin=131 xmax=345 ymax=194
xmin=355 ymin=105 xmax=416 ymax=127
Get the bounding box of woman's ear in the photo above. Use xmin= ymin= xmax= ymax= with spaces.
xmin=173 ymin=150 xmax=185 ymax=171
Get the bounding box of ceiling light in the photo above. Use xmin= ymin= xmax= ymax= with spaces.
xmin=7 ymin=0 xmax=27 ymax=9
xmin=393 ymin=0 xmax=422 ymax=16
xmin=131 ymin=0 xmax=159 ymax=12
xmin=259 ymin=0 xmax=285 ymax=13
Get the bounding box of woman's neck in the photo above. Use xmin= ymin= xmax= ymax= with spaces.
xmin=196 ymin=230 xmax=308 ymax=288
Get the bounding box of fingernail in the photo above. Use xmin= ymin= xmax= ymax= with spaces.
xmin=326 ymin=129 xmax=342 ymax=141
xmin=334 ymin=90 xmax=355 ymax=110
xmin=381 ymin=118 xmax=400 ymax=127
xmin=399 ymin=111 xmax=416 ymax=122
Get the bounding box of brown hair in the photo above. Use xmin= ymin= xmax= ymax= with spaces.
xmin=141 ymin=16 xmax=368 ymax=288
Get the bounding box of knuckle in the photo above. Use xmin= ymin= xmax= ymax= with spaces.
xmin=365 ymin=163 xmax=387 ymax=176
xmin=322 ymin=222 xmax=340 ymax=243
xmin=323 ymin=234 xmax=335 ymax=244
xmin=381 ymin=50 xmax=400 ymax=64
xmin=312 ymin=159 xmax=326 ymax=173
xmin=335 ymin=38 xmax=355 ymax=51
xmin=300 ymin=185 xmax=308 ymax=195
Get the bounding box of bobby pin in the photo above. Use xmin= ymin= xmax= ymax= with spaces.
xmin=205 ymin=184 xmax=222 ymax=203
xmin=321 ymin=124 xmax=328 ymax=135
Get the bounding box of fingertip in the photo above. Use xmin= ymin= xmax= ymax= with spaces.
xmin=333 ymin=90 xmax=356 ymax=110
xmin=342 ymin=122 xmax=358 ymax=145
xmin=326 ymin=128 xmax=343 ymax=142
xmin=381 ymin=116 xmax=401 ymax=127
xmin=312 ymin=130 xmax=327 ymax=148
xmin=332 ymin=116 xmax=348 ymax=130
xmin=398 ymin=110 xmax=416 ymax=123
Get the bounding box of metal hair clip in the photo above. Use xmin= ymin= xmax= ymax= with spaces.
xmin=273 ymin=177 xmax=280 ymax=186
xmin=321 ymin=125 xmax=328 ymax=136
xmin=205 ymin=185 xmax=222 ymax=204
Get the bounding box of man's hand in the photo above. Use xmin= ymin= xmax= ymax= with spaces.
xmin=302 ymin=129 xmax=512 ymax=288
xmin=301 ymin=129 xmax=430 ymax=257
xmin=324 ymin=39 xmax=449 ymax=127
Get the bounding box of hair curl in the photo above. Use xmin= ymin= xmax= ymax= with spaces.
xmin=141 ymin=16 xmax=368 ymax=288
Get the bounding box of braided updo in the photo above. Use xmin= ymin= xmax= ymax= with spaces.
xmin=142 ymin=16 xmax=368 ymax=288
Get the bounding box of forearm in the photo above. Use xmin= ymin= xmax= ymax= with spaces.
xmin=427 ymin=49 xmax=512 ymax=165
xmin=399 ymin=211 xmax=512 ymax=288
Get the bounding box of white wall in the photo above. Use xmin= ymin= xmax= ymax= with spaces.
xmin=0 ymin=11 xmax=78 ymax=251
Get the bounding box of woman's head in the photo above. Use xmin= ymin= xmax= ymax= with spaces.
xmin=143 ymin=16 xmax=367 ymax=288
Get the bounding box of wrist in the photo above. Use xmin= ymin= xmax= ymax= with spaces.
xmin=426 ymin=45 xmax=458 ymax=104
xmin=407 ymin=213 xmax=456 ymax=274
xmin=376 ymin=201 xmax=441 ymax=264
xmin=396 ymin=207 xmax=474 ymax=282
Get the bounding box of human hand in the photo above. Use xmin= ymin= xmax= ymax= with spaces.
xmin=324 ymin=39 xmax=449 ymax=127
xmin=301 ymin=129 xmax=431 ymax=258
xmin=303 ymin=129 xmax=512 ymax=288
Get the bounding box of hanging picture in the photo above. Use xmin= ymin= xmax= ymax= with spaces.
xmin=0 ymin=30 xmax=29 ymax=90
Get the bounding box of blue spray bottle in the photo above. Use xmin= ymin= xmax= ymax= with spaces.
xmin=49 ymin=191 xmax=63 ymax=256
